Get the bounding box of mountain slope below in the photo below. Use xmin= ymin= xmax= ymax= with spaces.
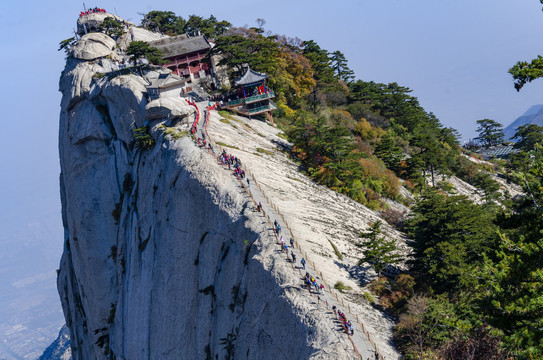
xmin=206 ymin=110 xmax=405 ymax=359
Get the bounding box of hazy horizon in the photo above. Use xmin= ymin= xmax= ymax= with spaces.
xmin=1 ymin=0 xmax=543 ymax=357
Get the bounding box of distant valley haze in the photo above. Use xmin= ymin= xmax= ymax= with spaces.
xmin=2 ymin=0 xmax=543 ymax=357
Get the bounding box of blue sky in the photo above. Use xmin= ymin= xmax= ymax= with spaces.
xmin=1 ymin=0 xmax=543 ymax=355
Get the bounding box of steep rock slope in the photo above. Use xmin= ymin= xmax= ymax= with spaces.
xmin=206 ymin=112 xmax=404 ymax=359
xmin=57 ymin=36 xmax=372 ymax=359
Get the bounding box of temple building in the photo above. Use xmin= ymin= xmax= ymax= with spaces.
xmin=146 ymin=73 xmax=186 ymax=100
xmin=148 ymin=34 xmax=223 ymax=92
xmin=223 ymin=67 xmax=276 ymax=125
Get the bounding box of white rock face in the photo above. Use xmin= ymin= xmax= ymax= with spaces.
xmin=130 ymin=27 xmax=167 ymax=42
xmin=70 ymin=33 xmax=116 ymax=61
xmin=145 ymin=97 xmax=195 ymax=120
xmin=58 ymin=43 xmax=372 ymax=359
xmin=77 ymin=12 xmax=134 ymax=36
xmin=206 ymin=113 xmax=405 ymax=359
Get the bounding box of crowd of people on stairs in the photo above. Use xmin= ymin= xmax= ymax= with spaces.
xmin=192 ymin=104 xmax=378 ymax=359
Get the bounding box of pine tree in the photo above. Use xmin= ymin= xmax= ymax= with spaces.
xmin=479 ymin=145 xmax=543 ymax=357
xmin=358 ymin=221 xmax=401 ymax=279
xmin=513 ymin=123 xmax=543 ymax=151
xmin=374 ymin=131 xmax=404 ymax=172
xmin=474 ymin=119 xmax=504 ymax=147
xmin=329 ymin=50 xmax=355 ymax=83
xmin=99 ymin=17 xmax=125 ymax=37
xmin=126 ymin=41 xmax=164 ymax=65
xmin=405 ymin=191 xmax=497 ymax=294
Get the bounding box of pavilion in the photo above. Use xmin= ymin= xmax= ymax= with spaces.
xmin=224 ymin=67 xmax=276 ymax=125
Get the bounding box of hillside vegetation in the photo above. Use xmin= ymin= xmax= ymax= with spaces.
xmin=138 ymin=11 xmax=543 ymax=359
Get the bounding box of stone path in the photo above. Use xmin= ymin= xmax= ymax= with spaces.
xmin=193 ymin=102 xmax=382 ymax=359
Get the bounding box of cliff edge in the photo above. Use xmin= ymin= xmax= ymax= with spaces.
xmin=57 ymin=25 xmax=391 ymax=360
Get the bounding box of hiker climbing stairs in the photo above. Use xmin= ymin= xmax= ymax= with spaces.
xmin=191 ymin=101 xmax=384 ymax=359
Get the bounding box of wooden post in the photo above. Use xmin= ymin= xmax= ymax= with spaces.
xmin=266 ymin=110 xmax=275 ymax=127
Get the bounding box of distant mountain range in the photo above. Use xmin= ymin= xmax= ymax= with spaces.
xmin=504 ymin=104 xmax=543 ymax=141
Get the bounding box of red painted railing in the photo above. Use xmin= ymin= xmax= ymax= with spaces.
xmin=187 ymin=99 xmax=200 ymax=135
xmin=204 ymin=103 xmax=217 ymax=141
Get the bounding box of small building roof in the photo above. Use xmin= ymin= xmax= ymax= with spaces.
xmin=148 ymin=35 xmax=211 ymax=59
xmin=476 ymin=145 xmax=519 ymax=160
xmin=234 ymin=67 xmax=268 ymax=87
xmin=147 ymin=73 xmax=186 ymax=90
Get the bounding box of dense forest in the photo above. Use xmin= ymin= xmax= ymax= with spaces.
xmin=139 ymin=10 xmax=543 ymax=359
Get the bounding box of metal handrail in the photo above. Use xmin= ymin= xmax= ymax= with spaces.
xmin=244 ymin=92 xmax=275 ymax=103
xmin=248 ymin=105 xmax=271 ymax=114
xmin=226 ymin=99 xmax=244 ymax=107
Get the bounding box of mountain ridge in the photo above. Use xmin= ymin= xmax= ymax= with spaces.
xmin=504 ymin=104 xmax=543 ymax=140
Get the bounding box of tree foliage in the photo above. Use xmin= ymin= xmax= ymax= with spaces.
xmin=509 ymin=55 xmax=543 ymax=91
xmin=286 ymin=111 xmax=400 ymax=207
xmin=438 ymin=326 xmax=512 ymax=360
xmin=132 ymin=126 xmax=155 ymax=150
xmin=211 ymin=32 xmax=279 ymax=80
xmin=405 ymin=191 xmax=497 ymax=294
xmin=396 ymin=295 xmax=456 ymax=358
xmin=329 ymin=50 xmax=355 ymax=83
xmin=141 ymin=10 xmax=182 ymax=34
xmin=513 ymin=123 xmax=543 ymax=151
xmin=211 ymin=29 xmax=315 ymax=106
xmin=141 ymin=10 xmax=231 ymax=38
xmin=99 ymin=16 xmax=125 ymax=37
xmin=126 ymin=41 xmax=164 ymax=65
xmin=358 ymin=221 xmax=402 ymax=279
xmin=302 ymin=40 xmax=336 ymax=86
xmin=479 ymin=145 xmax=543 ymax=357
xmin=58 ymin=37 xmax=76 ymax=54
xmin=474 ymin=119 xmax=504 ymax=147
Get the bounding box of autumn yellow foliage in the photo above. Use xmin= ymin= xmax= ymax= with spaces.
xmin=353 ymin=118 xmax=386 ymax=142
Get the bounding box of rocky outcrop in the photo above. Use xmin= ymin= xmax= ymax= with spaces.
xmin=57 ymin=42 xmax=365 ymax=360
xmin=70 ymin=33 xmax=117 ymax=61
xmin=77 ymin=12 xmax=134 ymax=36
xmin=130 ymin=27 xmax=166 ymax=42
xmin=146 ymin=97 xmax=195 ymax=120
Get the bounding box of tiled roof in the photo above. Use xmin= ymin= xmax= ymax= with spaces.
xmin=477 ymin=145 xmax=519 ymax=159
xmin=148 ymin=35 xmax=210 ymax=59
xmin=147 ymin=73 xmax=185 ymax=89
xmin=234 ymin=67 xmax=268 ymax=86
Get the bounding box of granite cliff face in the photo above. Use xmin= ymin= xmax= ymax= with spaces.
xmin=57 ymin=29 xmax=379 ymax=359
xmin=56 ymin=11 xmax=412 ymax=358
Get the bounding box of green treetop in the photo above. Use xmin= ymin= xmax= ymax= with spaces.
xmin=405 ymin=191 xmax=497 ymax=294
xmin=513 ymin=123 xmax=543 ymax=151
xmin=99 ymin=16 xmax=125 ymax=37
xmin=329 ymin=50 xmax=355 ymax=84
xmin=358 ymin=221 xmax=402 ymax=279
xmin=479 ymin=145 xmax=543 ymax=357
xmin=141 ymin=10 xmax=231 ymax=38
xmin=141 ymin=10 xmax=185 ymax=34
xmin=126 ymin=41 xmax=164 ymax=65
xmin=474 ymin=119 xmax=504 ymax=147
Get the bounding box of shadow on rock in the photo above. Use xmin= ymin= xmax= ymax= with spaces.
xmin=334 ymin=261 xmax=372 ymax=287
